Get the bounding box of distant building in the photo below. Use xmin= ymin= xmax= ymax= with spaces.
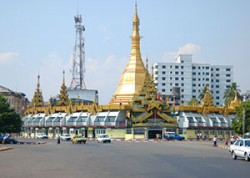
xmin=67 ymin=89 xmax=98 ymax=104
xmin=153 ymin=54 xmax=233 ymax=106
xmin=0 ymin=85 xmax=29 ymax=114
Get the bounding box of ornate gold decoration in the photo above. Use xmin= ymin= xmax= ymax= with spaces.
xmin=31 ymin=75 xmax=44 ymax=107
xmin=229 ymin=91 xmax=241 ymax=109
xmin=201 ymin=84 xmax=214 ymax=107
xmin=109 ymin=4 xmax=147 ymax=105
xmin=57 ymin=71 xmax=70 ymax=106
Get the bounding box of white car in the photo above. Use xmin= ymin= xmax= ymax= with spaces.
xmin=229 ymin=138 xmax=250 ymax=161
xmin=96 ymin=134 xmax=111 ymax=143
xmin=60 ymin=134 xmax=71 ymax=141
xmin=36 ymin=133 xmax=48 ymax=139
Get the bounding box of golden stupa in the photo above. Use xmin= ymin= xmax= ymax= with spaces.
xmin=109 ymin=4 xmax=147 ymax=105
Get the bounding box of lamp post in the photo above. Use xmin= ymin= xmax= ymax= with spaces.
xmin=243 ymin=95 xmax=246 ymax=137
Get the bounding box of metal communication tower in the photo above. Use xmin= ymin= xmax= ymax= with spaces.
xmin=70 ymin=14 xmax=86 ymax=89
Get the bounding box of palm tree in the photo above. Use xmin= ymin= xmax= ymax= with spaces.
xmin=224 ymin=82 xmax=241 ymax=107
xmin=188 ymin=98 xmax=199 ymax=106
xmin=198 ymin=84 xmax=208 ymax=101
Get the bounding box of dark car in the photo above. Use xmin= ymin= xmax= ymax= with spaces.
xmin=0 ymin=136 xmax=18 ymax=144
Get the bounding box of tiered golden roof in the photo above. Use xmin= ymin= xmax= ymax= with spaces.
xmin=57 ymin=71 xmax=70 ymax=107
xmin=109 ymin=4 xmax=147 ymax=105
xmin=31 ymin=75 xmax=44 ymax=107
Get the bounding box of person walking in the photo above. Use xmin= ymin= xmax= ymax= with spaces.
xmin=213 ymin=135 xmax=217 ymax=147
xmin=57 ymin=135 xmax=61 ymax=144
xmin=225 ymin=135 xmax=228 ymax=145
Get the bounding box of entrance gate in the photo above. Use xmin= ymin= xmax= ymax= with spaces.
xmin=148 ymin=129 xmax=162 ymax=139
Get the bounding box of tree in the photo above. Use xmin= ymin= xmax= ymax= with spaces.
xmin=224 ymin=82 xmax=241 ymax=107
xmin=232 ymin=100 xmax=250 ymax=134
xmin=0 ymin=95 xmax=22 ymax=133
xmin=188 ymin=98 xmax=199 ymax=106
xmin=198 ymin=85 xmax=209 ymax=101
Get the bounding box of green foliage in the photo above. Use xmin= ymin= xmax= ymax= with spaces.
xmin=198 ymin=85 xmax=207 ymax=101
xmin=188 ymin=98 xmax=199 ymax=106
xmin=232 ymin=100 xmax=250 ymax=134
xmin=224 ymin=82 xmax=241 ymax=107
xmin=0 ymin=95 xmax=22 ymax=133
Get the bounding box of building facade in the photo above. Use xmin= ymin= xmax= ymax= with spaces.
xmin=153 ymin=54 xmax=233 ymax=106
xmin=0 ymin=85 xmax=28 ymax=114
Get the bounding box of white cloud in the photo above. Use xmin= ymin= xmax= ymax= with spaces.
xmin=162 ymin=43 xmax=201 ymax=62
xmin=0 ymin=52 xmax=19 ymax=63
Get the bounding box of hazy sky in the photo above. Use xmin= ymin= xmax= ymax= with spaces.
xmin=0 ymin=0 xmax=250 ymax=104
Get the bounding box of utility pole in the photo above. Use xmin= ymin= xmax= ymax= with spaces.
xmin=243 ymin=95 xmax=246 ymax=137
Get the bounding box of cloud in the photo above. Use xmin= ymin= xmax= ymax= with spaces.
xmin=0 ymin=52 xmax=19 ymax=63
xmin=162 ymin=43 xmax=201 ymax=62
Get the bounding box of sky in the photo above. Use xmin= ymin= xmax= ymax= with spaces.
xmin=0 ymin=0 xmax=250 ymax=104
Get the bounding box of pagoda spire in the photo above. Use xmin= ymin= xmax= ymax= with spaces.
xmin=201 ymin=84 xmax=214 ymax=107
xmin=109 ymin=2 xmax=147 ymax=105
xmin=57 ymin=70 xmax=70 ymax=106
xmin=32 ymin=75 xmax=44 ymax=107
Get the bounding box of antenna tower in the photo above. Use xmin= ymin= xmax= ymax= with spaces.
xmin=70 ymin=14 xmax=86 ymax=89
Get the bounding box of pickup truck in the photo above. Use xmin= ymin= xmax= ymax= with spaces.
xmin=165 ymin=133 xmax=185 ymax=141
xmin=71 ymin=135 xmax=86 ymax=144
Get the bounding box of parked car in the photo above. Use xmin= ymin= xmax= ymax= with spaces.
xmin=71 ymin=135 xmax=86 ymax=144
xmin=0 ymin=136 xmax=18 ymax=144
xmin=36 ymin=133 xmax=48 ymax=139
xmin=164 ymin=132 xmax=185 ymax=141
xmin=229 ymin=138 xmax=250 ymax=161
xmin=96 ymin=134 xmax=111 ymax=143
xmin=60 ymin=134 xmax=71 ymax=141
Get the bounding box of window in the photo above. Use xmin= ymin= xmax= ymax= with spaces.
xmin=181 ymin=66 xmax=184 ymax=69
xmin=198 ymin=66 xmax=201 ymax=69
xmin=216 ymin=68 xmax=220 ymax=71
xmin=193 ymin=72 xmax=196 ymax=75
xmin=216 ymin=91 xmax=219 ymax=94
xmin=206 ymin=78 xmax=209 ymax=81
xmin=162 ymin=77 xmax=165 ymax=80
xmin=192 ymin=66 xmax=196 ymax=69
xmin=216 ymin=79 xmax=219 ymax=82
xmin=193 ymin=90 xmax=196 ymax=92
xmin=162 ymin=65 xmax=166 ymax=69
xmin=162 ymin=89 xmax=165 ymax=92
xmin=170 ymin=77 xmax=172 ymax=80
xmin=175 ymin=77 xmax=179 ymax=80
xmin=206 ymin=66 xmax=209 ymax=69
xmin=162 ymin=83 xmax=165 ymax=86
xmin=226 ymin=68 xmax=231 ymax=71
xmin=216 ymin=74 xmax=219 ymax=77
xmin=181 ymin=83 xmax=184 ymax=86
xmin=181 ymin=89 xmax=184 ymax=92
xmin=216 ymin=85 xmax=219 ymax=88
xmin=155 ymin=71 xmax=158 ymax=74
xmin=181 ymin=71 xmax=184 ymax=75
xmin=175 ymin=66 xmax=179 ymax=69
xmin=206 ymin=72 xmax=209 ymax=75
xmin=181 ymin=77 xmax=184 ymax=80
xmin=226 ymin=80 xmax=231 ymax=82
xmin=226 ymin=74 xmax=231 ymax=77
xmin=170 ymin=71 xmax=172 ymax=74
xmin=162 ymin=71 xmax=166 ymax=75
xmin=175 ymin=71 xmax=179 ymax=75
xmin=193 ymin=84 xmax=196 ymax=87
xmin=175 ymin=83 xmax=179 ymax=87
xmin=193 ymin=78 xmax=196 ymax=81
xmin=216 ymin=96 xmax=220 ymax=99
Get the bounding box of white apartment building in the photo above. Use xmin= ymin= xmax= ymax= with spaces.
xmin=153 ymin=54 xmax=233 ymax=106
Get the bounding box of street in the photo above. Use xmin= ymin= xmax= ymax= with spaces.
xmin=0 ymin=139 xmax=249 ymax=178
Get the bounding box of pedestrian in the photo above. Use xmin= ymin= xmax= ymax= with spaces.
xmin=213 ymin=135 xmax=217 ymax=147
xmin=230 ymin=136 xmax=235 ymax=144
xmin=57 ymin=135 xmax=60 ymax=144
xmin=225 ymin=135 xmax=228 ymax=145
xmin=2 ymin=135 xmax=8 ymax=144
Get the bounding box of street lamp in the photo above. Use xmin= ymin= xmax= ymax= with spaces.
xmin=243 ymin=95 xmax=246 ymax=137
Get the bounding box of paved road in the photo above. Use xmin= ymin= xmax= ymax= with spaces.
xmin=0 ymin=139 xmax=249 ymax=178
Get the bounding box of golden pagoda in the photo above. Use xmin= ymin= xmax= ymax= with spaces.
xmin=109 ymin=3 xmax=147 ymax=105
xmin=31 ymin=75 xmax=44 ymax=107
xmin=57 ymin=70 xmax=70 ymax=106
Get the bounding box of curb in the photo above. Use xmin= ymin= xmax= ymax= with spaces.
xmin=0 ymin=147 xmax=13 ymax=151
